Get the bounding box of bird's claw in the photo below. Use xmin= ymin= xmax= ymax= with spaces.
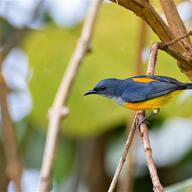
xmin=136 ymin=118 xmax=149 ymax=127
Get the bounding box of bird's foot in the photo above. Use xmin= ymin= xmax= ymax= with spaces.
xmin=136 ymin=117 xmax=149 ymax=127
xmin=136 ymin=108 xmax=160 ymax=127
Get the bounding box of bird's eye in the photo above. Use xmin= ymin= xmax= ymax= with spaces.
xmin=100 ymin=86 xmax=106 ymax=90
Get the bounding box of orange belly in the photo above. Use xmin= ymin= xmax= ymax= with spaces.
xmin=123 ymin=90 xmax=181 ymax=110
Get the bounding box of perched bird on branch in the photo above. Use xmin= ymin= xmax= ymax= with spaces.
xmin=84 ymin=75 xmax=192 ymax=123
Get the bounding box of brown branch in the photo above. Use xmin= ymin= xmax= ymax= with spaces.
xmin=0 ymin=139 xmax=9 ymax=191
xmin=0 ymin=1 xmax=48 ymax=190
xmin=119 ymin=19 xmax=147 ymax=192
xmin=0 ymin=74 xmax=22 ymax=191
xmin=119 ymin=115 xmax=136 ymax=192
xmin=159 ymin=0 xmax=192 ymax=50
xmin=137 ymin=112 xmax=164 ymax=192
xmin=159 ymin=31 xmax=192 ymax=49
xmin=141 ymin=35 xmax=192 ymax=191
xmin=108 ymin=116 xmax=137 ymax=192
xmin=158 ymin=31 xmax=192 ymax=77
xmin=147 ymin=42 xmax=159 ymax=75
xmin=159 ymin=0 xmax=192 ymax=75
xmin=109 ymin=0 xmax=183 ymax=51
xmin=0 ymin=23 xmax=27 ymax=192
xmin=97 ymin=2 xmax=192 ymax=191
xmin=121 ymin=145 xmax=135 ymax=192
xmin=110 ymin=0 xmax=192 ymax=79
xmin=108 ymin=42 xmax=163 ymax=192
xmin=38 ymin=0 xmax=102 ymax=191
xmin=137 ymin=42 xmax=164 ymax=192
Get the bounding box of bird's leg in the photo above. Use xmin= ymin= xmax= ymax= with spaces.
xmin=136 ymin=108 xmax=160 ymax=127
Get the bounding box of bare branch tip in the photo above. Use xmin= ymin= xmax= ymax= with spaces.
xmin=60 ymin=107 xmax=69 ymax=117
xmin=48 ymin=107 xmax=69 ymax=119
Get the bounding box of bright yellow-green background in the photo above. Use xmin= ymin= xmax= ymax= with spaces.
xmin=24 ymin=4 xmax=191 ymax=137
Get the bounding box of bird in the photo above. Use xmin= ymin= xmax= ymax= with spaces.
xmin=84 ymin=75 xmax=192 ymax=124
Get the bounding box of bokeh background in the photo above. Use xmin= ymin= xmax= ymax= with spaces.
xmin=0 ymin=0 xmax=192 ymax=191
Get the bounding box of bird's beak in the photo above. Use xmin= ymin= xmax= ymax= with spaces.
xmin=83 ymin=89 xmax=97 ymax=96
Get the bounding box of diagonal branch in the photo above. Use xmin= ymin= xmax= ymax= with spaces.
xmin=110 ymin=0 xmax=184 ymax=50
xmin=0 ymin=79 xmax=22 ymax=191
xmin=120 ymin=19 xmax=147 ymax=192
xmin=110 ymin=0 xmax=192 ymax=78
xmin=137 ymin=111 xmax=164 ymax=192
xmin=159 ymin=0 xmax=192 ymax=49
xmin=140 ymin=34 xmax=192 ymax=191
xmin=108 ymin=115 xmax=137 ymax=192
xmin=108 ymin=42 xmax=164 ymax=192
xmin=137 ymin=42 xmax=164 ymax=192
xmin=38 ymin=0 xmax=103 ymax=191
xmin=0 ymin=0 xmax=48 ymax=190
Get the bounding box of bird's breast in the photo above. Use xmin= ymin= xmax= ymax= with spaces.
xmin=112 ymin=96 xmax=125 ymax=105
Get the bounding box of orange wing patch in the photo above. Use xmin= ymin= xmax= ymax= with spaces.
xmin=132 ymin=77 xmax=157 ymax=83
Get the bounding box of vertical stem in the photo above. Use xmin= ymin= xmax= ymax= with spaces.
xmin=137 ymin=42 xmax=164 ymax=192
xmin=38 ymin=0 xmax=102 ymax=191
xmin=120 ymin=19 xmax=147 ymax=192
xmin=159 ymin=0 xmax=191 ymax=48
xmin=119 ymin=114 xmax=135 ymax=192
xmin=147 ymin=42 xmax=159 ymax=75
xmin=0 ymin=1 xmax=49 ymax=190
xmin=0 ymin=74 xmax=22 ymax=191
xmin=137 ymin=112 xmax=164 ymax=192
xmin=108 ymin=116 xmax=137 ymax=192
xmin=0 ymin=140 xmax=9 ymax=191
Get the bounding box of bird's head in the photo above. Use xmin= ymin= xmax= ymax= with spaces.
xmin=84 ymin=78 xmax=123 ymax=98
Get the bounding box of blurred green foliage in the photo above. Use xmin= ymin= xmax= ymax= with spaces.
xmin=166 ymin=178 xmax=192 ymax=192
xmin=23 ymin=4 xmax=192 ymax=137
xmin=7 ymin=2 xmax=192 ymax=191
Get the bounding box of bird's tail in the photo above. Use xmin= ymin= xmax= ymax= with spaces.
xmin=185 ymin=83 xmax=192 ymax=89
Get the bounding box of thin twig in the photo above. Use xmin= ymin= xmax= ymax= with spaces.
xmin=0 ymin=79 xmax=22 ymax=191
xmin=147 ymin=43 xmax=159 ymax=75
xmin=108 ymin=2 xmax=192 ymax=191
xmin=0 ymin=0 xmax=51 ymax=190
xmin=38 ymin=0 xmax=102 ymax=191
xmin=159 ymin=0 xmax=192 ymax=51
xmin=0 ymin=17 xmax=26 ymax=192
xmin=137 ymin=42 xmax=164 ymax=192
xmin=119 ymin=114 xmax=136 ymax=192
xmin=120 ymin=19 xmax=147 ymax=192
xmin=109 ymin=32 xmax=192 ymax=191
xmin=159 ymin=31 xmax=192 ymax=49
xmin=108 ymin=116 xmax=137 ymax=192
xmin=138 ymin=27 xmax=192 ymax=186
xmin=137 ymin=112 xmax=164 ymax=192
xmin=108 ymin=41 xmax=163 ymax=192
xmin=110 ymin=0 xmax=192 ymax=79
xmin=148 ymin=32 xmax=192 ymax=73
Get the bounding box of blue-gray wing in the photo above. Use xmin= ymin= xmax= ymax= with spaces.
xmin=121 ymin=76 xmax=185 ymax=103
